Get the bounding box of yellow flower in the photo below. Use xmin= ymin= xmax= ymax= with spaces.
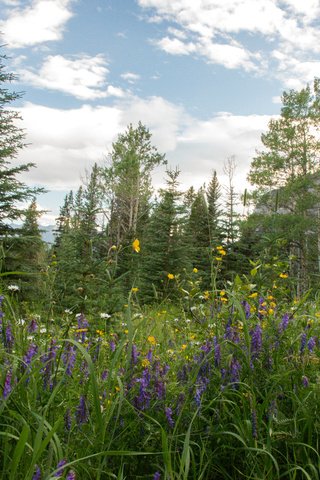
xmin=269 ymin=301 xmax=276 ymax=308
xmin=220 ymin=290 xmax=226 ymax=296
xmin=249 ymin=292 xmax=258 ymax=298
xmin=124 ymin=329 xmax=129 ymax=334
xmin=268 ymin=308 xmax=274 ymax=315
xmin=219 ymin=249 xmax=227 ymax=256
xmin=220 ymin=297 xmax=228 ymax=303
xmin=279 ymin=273 xmax=288 ymax=279
xmin=132 ymin=239 xmax=140 ymax=253
xmin=141 ymin=359 xmax=150 ymax=368
xmin=181 ymin=344 xmax=187 ymax=350
xmin=204 ymin=290 xmax=210 ymax=300
xmin=216 ymin=245 xmax=224 ymax=250
xmin=131 ymin=287 xmax=139 ymax=293
xmin=167 ymin=273 xmax=175 ymax=280
xmin=96 ymin=329 xmax=104 ymax=336
xmin=147 ymin=335 xmax=156 ymax=345
xmin=193 ymin=267 xmax=198 ymax=273
xmin=215 ymin=257 xmax=222 ymax=262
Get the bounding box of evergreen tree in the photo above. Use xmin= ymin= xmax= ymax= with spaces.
xmin=206 ymin=170 xmax=223 ymax=245
xmin=140 ymin=168 xmax=189 ymax=302
xmin=0 ymin=50 xmax=43 ymax=235
xmin=247 ymin=78 xmax=320 ymax=294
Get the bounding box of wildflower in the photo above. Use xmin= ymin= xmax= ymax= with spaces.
xmin=153 ymin=472 xmax=161 ymax=480
xmin=7 ymin=284 xmax=19 ymax=292
xmin=5 ymin=323 xmax=14 ymax=351
xmin=23 ymin=343 xmax=38 ymax=368
xmin=100 ymin=312 xmax=111 ymax=319
xmin=54 ymin=459 xmax=67 ymax=477
xmin=62 ymin=343 xmax=77 ymax=376
xmin=279 ymin=273 xmax=288 ymax=279
xmin=32 ymin=466 xmax=41 ymax=480
xmin=3 ymin=370 xmax=12 ymax=399
xmin=193 ymin=267 xmax=198 ymax=273
xmin=132 ymin=238 xmax=140 ymax=253
xmin=251 ymin=323 xmax=262 ymax=359
xmin=181 ymin=344 xmax=187 ymax=350
xmin=76 ymin=395 xmax=89 ymax=425
xmin=141 ymin=358 xmax=150 ymax=368
xmin=165 ymin=406 xmax=174 ymax=428
xmin=28 ymin=318 xmax=38 ymax=332
xmin=147 ymin=335 xmax=156 ymax=345
xmin=167 ymin=273 xmax=174 ymax=280
xmin=220 ymin=290 xmax=226 ymax=296
xmin=131 ymin=287 xmax=139 ymax=293
xmin=300 ymin=333 xmax=307 ymax=353
xmin=249 ymin=292 xmax=258 ymax=298
xmin=242 ymin=301 xmax=251 ymax=319
xmin=307 ymin=336 xmax=316 ymax=352
xmin=203 ymin=290 xmax=210 ymax=300
xmin=215 ymin=257 xmax=222 ymax=261
xmin=302 ymin=375 xmax=309 ymax=388
xmin=66 ymin=472 xmax=76 ymax=480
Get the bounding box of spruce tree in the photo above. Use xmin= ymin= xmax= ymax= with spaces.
xmin=0 ymin=50 xmax=43 ymax=235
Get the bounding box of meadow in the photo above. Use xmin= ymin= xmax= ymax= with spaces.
xmin=0 ymin=259 xmax=319 ymax=480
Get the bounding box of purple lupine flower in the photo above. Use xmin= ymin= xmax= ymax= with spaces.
xmin=28 ymin=318 xmax=38 ymax=333
xmin=279 ymin=313 xmax=289 ymax=333
xmin=134 ymin=367 xmax=151 ymax=410
xmin=302 ymin=375 xmax=309 ymax=388
xmin=165 ymin=406 xmax=174 ymax=428
xmin=76 ymin=395 xmax=89 ymax=425
xmin=76 ymin=313 xmax=89 ymax=343
xmin=54 ymin=459 xmax=67 ymax=477
xmin=194 ymin=380 xmax=209 ymax=407
xmin=250 ymin=324 xmax=262 ymax=359
xmin=307 ymin=336 xmax=316 ymax=353
xmin=213 ymin=336 xmax=221 ymax=367
xmin=242 ymin=301 xmax=251 ymax=319
xmin=0 ymin=295 xmax=4 ymax=336
xmin=101 ymin=369 xmax=108 ymax=381
xmin=62 ymin=343 xmax=77 ymax=376
xmin=79 ymin=360 xmax=89 ymax=385
xmin=3 ymin=370 xmax=12 ymax=399
xmin=155 ymin=379 xmax=166 ymax=400
xmin=23 ymin=343 xmax=38 ymax=367
xmin=66 ymin=471 xmax=76 ymax=480
xmin=64 ymin=408 xmax=72 ymax=431
xmin=5 ymin=323 xmax=14 ymax=351
xmin=230 ymin=357 xmax=241 ymax=388
xmin=109 ymin=340 xmax=116 ymax=352
xmin=153 ymin=472 xmax=161 ymax=480
xmin=147 ymin=349 xmax=153 ymax=362
xmin=300 ymin=333 xmax=307 ymax=353
xmin=32 ymin=465 xmax=41 ymax=480
xmin=251 ymin=409 xmax=258 ymax=439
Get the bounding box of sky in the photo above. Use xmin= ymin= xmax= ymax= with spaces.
xmin=1 ymin=0 xmax=320 ymax=224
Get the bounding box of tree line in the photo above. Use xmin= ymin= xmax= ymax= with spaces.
xmin=1 ymin=49 xmax=320 ymax=313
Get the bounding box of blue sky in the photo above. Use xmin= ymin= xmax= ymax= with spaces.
xmin=1 ymin=0 xmax=320 ymax=224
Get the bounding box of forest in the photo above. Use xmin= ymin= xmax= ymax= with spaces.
xmin=0 ymin=52 xmax=319 ymax=479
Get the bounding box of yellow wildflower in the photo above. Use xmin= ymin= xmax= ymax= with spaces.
xmin=141 ymin=359 xmax=150 ymax=368
xmin=147 ymin=335 xmax=156 ymax=345
xmin=279 ymin=273 xmax=288 ymax=279
xmin=220 ymin=297 xmax=228 ymax=303
xmin=215 ymin=257 xmax=222 ymax=262
xmin=124 ymin=329 xmax=129 ymax=334
xmin=193 ymin=267 xmax=198 ymax=273
xmin=270 ymin=301 xmax=276 ymax=308
xmin=132 ymin=239 xmax=140 ymax=253
xmin=167 ymin=273 xmax=175 ymax=280
xmin=249 ymin=292 xmax=258 ymax=298
xmin=115 ymin=386 xmax=120 ymax=392
xmin=204 ymin=291 xmax=210 ymax=300
xmin=96 ymin=329 xmax=104 ymax=336
xmin=268 ymin=308 xmax=274 ymax=315
xmin=131 ymin=287 xmax=139 ymax=293
xmin=181 ymin=344 xmax=187 ymax=350
xmin=220 ymin=290 xmax=226 ymax=296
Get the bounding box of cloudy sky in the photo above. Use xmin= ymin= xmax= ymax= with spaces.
xmin=1 ymin=0 xmax=320 ymax=224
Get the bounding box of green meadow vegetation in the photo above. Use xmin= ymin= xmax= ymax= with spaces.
xmin=0 ymin=51 xmax=319 ymax=479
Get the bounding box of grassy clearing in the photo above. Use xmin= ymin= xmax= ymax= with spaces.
xmin=0 ymin=281 xmax=319 ymax=479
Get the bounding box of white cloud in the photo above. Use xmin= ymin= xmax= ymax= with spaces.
xmin=0 ymin=0 xmax=74 ymax=48
xmin=18 ymin=54 xmax=126 ymax=100
xmin=120 ymin=72 xmax=141 ymax=83
xmin=138 ymin=0 xmax=320 ymax=82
